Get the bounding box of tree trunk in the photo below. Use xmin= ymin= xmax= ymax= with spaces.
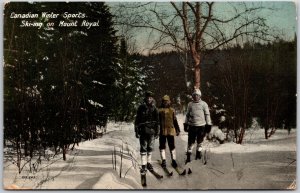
xmin=63 ymin=145 xmax=67 ymax=161
xmin=191 ymin=47 xmax=201 ymax=89
xmin=264 ymin=126 xmax=269 ymax=139
xmin=194 ymin=61 xmax=201 ymax=89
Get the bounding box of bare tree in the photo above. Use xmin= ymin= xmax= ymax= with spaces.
xmin=112 ymin=2 xmax=271 ymax=89
xmin=216 ymin=47 xmax=254 ymax=144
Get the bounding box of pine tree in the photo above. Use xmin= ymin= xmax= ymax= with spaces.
xmin=4 ymin=2 xmax=120 ymax=164
xmin=114 ymin=38 xmax=145 ymax=121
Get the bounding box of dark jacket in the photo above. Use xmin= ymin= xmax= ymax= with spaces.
xmin=135 ymin=101 xmax=159 ymax=136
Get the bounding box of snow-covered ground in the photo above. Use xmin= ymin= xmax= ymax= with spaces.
xmin=3 ymin=114 xmax=296 ymax=190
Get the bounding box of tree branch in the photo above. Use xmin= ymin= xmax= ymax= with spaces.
xmin=186 ymin=2 xmax=196 ymax=15
xmin=149 ymin=9 xmax=179 ymax=48
xmin=207 ymin=6 xmax=263 ymax=24
xmin=170 ymin=2 xmax=192 ymax=44
xmin=199 ymin=2 xmax=214 ymax=40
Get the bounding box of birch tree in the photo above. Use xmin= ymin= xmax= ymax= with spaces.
xmin=113 ymin=2 xmax=271 ymax=89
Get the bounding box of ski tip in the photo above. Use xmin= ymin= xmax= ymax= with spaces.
xmin=188 ymin=168 xmax=192 ymax=174
xmin=180 ymin=169 xmax=186 ymax=175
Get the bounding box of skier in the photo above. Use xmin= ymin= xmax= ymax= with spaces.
xmin=158 ymin=95 xmax=180 ymax=169
xmin=135 ymin=91 xmax=159 ymax=174
xmin=184 ymin=89 xmax=212 ymax=163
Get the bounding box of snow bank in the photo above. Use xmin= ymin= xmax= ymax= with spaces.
xmin=3 ymin=121 xmax=143 ymax=189
xmin=93 ymin=173 xmax=134 ymax=189
xmin=176 ymin=113 xmax=296 ymax=154
xmin=71 ymin=121 xmax=142 ymax=189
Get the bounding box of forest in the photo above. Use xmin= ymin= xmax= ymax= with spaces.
xmin=3 ymin=2 xmax=296 ymax=174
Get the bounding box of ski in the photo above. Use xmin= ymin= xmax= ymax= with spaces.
xmin=188 ymin=168 xmax=192 ymax=175
xmin=149 ymin=168 xmax=163 ymax=179
xmin=140 ymin=171 xmax=147 ymax=187
xmin=203 ymin=150 xmax=207 ymax=165
xmin=157 ymin=160 xmax=173 ymax=176
xmin=173 ymin=165 xmax=186 ymax=176
xmin=162 ymin=166 xmax=173 ymax=177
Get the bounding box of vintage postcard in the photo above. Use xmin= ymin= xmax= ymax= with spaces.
xmin=3 ymin=1 xmax=297 ymax=190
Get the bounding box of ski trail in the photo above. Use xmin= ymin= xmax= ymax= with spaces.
xmin=93 ymin=173 xmax=134 ymax=189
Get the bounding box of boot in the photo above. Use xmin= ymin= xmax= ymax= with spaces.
xmin=171 ymin=159 xmax=178 ymax=168
xmin=147 ymin=162 xmax=153 ymax=171
xmin=185 ymin=152 xmax=191 ymax=164
xmin=161 ymin=159 xmax=167 ymax=168
xmin=140 ymin=165 xmax=147 ymax=173
xmin=195 ymin=150 xmax=202 ymax=160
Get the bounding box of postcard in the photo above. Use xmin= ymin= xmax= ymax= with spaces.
xmin=3 ymin=1 xmax=297 ymax=190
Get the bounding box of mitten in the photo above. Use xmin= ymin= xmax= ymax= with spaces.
xmin=184 ymin=123 xmax=189 ymax=132
xmin=205 ymin=124 xmax=212 ymax=134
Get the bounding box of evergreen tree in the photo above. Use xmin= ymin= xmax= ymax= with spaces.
xmin=4 ymin=2 xmax=120 ymax=164
xmin=112 ymin=38 xmax=145 ymax=121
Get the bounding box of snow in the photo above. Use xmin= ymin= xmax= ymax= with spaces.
xmin=3 ymin=114 xmax=296 ymax=190
xmin=93 ymin=173 xmax=134 ymax=189
xmin=92 ymin=80 xmax=106 ymax=85
xmin=88 ymin=99 xmax=103 ymax=108
xmin=42 ymin=56 xmax=49 ymax=61
xmin=215 ymin=109 xmax=225 ymax=113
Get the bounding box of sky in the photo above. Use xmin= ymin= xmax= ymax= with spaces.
xmin=218 ymin=1 xmax=296 ymax=38
xmin=109 ymin=1 xmax=297 ymax=54
xmin=261 ymin=1 xmax=296 ymax=39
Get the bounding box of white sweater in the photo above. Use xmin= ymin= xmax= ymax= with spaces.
xmin=185 ymin=100 xmax=212 ymax=126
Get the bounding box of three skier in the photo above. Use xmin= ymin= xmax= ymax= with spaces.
xmin=135 ymin=89 xmax=212 ymax=183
